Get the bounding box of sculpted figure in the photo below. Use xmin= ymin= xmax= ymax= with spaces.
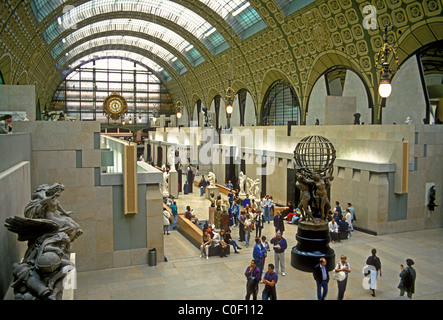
xmin=5 ymin=183 xmax=82 ymax=300
xmin=295 ymin=172 xmax=314 ymax=222
xmin=207 ymin=172 xmax=216 ymax=187
xmin=238 ymin=171 xmax=246 ymax=195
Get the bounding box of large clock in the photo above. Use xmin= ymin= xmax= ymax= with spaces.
xmin=103 ymin=92 xmax=128 ymax=121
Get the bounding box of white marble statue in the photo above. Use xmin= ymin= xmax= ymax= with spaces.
xmin=238 ymin=171 xmax=246 ymax=196
xmin=161 ymin=169 xmax=169 ymax=196
xmin=250 ymin=178 xmax=260 ymax=200
xmin=207 ymin=172 xmax=216 ymax=187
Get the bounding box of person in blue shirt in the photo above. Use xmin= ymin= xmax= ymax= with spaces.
xmin=242 ymin=194 xmax=251 ymax=208
xmin=262 ymin=264 xmax=278 ymax=300
xmin=226 ymin=180 xmax=233 ymax=189
xmin=253 ymin=237 xmax=266 ymax=277
xmin=313 ymin=258 xmax=329 ymax=300
xmin=230 ymin=200 xmax=240 ymax=226
xmin=228 ymin=189 xmax=234 ymax=206
xmin=171 ymin=201 xmax=178 ymax=229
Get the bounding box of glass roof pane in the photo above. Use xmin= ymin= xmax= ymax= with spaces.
xmin=51 ymin=18 xmax=204 ymax=66
xmin=55 ymin=35 xmax=187 ymax=74
xmin=59 ymin=50 xmax=172 ymax=81
xmin=199 ymin=0 xmax=266 ymax=39
xmin=30 ymin=0 xmax=67 ymax=23
xmin=274 ymin=0 xmax=316 ymax=16
xmin=43 ymin=0 xmax=228 ymax=55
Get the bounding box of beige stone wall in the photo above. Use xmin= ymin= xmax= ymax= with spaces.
xmin=0 ymin=85 xmax=36 ymax=120
xmin=13 ymin=122 xmax=165 ymax=271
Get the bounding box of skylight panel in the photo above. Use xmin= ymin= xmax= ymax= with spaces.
xmin=43 ymin=0 xmax=227 ymax=54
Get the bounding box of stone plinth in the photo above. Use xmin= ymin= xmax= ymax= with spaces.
xmin=208 ymin=207 xmax=215 ymax=225
xmin=168 ymin=168 xmax=178 ymax=198
xmin=291 ymin=220 xmax=335 ymax=272
xmin=206 ymin=186 xmax=219 ymax=200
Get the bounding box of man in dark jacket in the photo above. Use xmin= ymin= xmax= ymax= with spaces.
xmin=313 ymin=258 xmax=329 ymax=300
xmin=398 ymin=258 xmax=416 ymax=299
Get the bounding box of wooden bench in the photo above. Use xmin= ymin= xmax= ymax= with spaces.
xmin=176 ymin=213 xmax=230 ymax=256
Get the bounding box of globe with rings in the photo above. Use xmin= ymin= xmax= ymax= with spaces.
xmin=293 ymin=135 xmax=336 ymax=175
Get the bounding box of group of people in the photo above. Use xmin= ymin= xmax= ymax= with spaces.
xmin=314 ymin=248 xmax=416 ymax=300
xmin=327 ymin=201 xmax=355 ymax=244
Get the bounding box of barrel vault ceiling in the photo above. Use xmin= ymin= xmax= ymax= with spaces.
xmin=0 ymin=0 xmax=442 ymax=122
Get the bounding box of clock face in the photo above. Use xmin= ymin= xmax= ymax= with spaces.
xmin=103 ymin=92 xmax=128 ymax=120
xmin=109 ymin=99 xmax=123 ymax=113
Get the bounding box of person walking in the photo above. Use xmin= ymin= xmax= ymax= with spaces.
xmin=263 ymin=195 xmax=271 ymax=223
xmin=334 ymin=254 xmax=351 ymax=300
xmin=262 ymin=263 xmax=278 ymax=300
xmin=270 ymin=231 xmax=287 ymax=276
xmin=313 ymin=258 xmax=329 ymax=300
xmin=398 ymin=259 xmax=416 ymax=299
xmin=366 ymin=248 xmax=382 ymax=297
xmin=245 ymin=260 xmax=261 ymax=300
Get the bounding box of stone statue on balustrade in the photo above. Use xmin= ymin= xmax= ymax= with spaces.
xmin=238 ymin=171 xmax=246 ymax=196
xmin=161 ymin=168 xmax=169 ymax=196
xmin=207 ymin=172 xmax=216 ymax=187
xmin=4 ymin=183 xmax=83 ymax=300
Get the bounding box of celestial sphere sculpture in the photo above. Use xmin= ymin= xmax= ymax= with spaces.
xmin=293 ymin=135 xmax=336 ymax=175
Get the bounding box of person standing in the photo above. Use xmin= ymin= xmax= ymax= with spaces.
xmin=242 ymin=194 xmax=251 ymax=208
xmin=245 ymin=260 xmax=261 ymax=300
xmin=366 ymin=248 xmax=382 ymax=297
xmin=252 ymin=237 xmax=265 ymax=276
xmin=262 ymin=264 xmax=278 ymax=300
xmin=347 ymin=203 xmax=355 ymax=230
xmin=255 ymin=210 xmax=264 ymax=238
xmin=0 ymin=114 xmax=13 ymax=134
xmin=163 ymin=209 xmax=171 ymax=235
xmin=398 ymin=259 xmax=416 ymax=299
xmin=313 ymin=258 xmax=329 ymax=300
xmin=334 ymin=254 xmax=351 ymax=300
xmin=270 ymin=231 xmax=287 ymax=276
xmin=273 ymin=210 xmax=285 ymax=236
xmin=231 ymin=200 xmax=240 ymax=226
xmin=345 ymin=209 xmax=353 ymax=233
xmin=244 ymin=213 xmax=252 ymax=247
xmin=198 ymin=176 xmax=207 ymax=196
xmin=263 ymin=195 xmax=271 ymax=223
xmin=171 ymin=201 xmax=178 ymax=229
xmin=238 ymin=210 xmax=246 ymax=242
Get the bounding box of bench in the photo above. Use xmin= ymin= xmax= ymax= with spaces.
xmin=177 ymin=213 xmax=230 ymax=256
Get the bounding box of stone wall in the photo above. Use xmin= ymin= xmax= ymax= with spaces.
xmin=0 ymin=134 xmax=31 ymax=299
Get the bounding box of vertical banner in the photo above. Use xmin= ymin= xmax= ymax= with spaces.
xmin=401 ymin=141 xmax=409 ymax=194
xmin=124 ymin=143 xmax=138 ymax=214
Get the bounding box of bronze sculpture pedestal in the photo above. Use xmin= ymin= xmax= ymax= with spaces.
xmin=291 ymin=220 xmax=335 ymax=272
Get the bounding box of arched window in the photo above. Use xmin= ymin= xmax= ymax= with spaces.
xmin=261 ymin=81 xmax=300 ymax=126
xmin=50 ymin=57 xmax=173 ymax=122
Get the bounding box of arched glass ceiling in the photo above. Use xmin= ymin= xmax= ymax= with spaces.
xmin=54 ymin=35 xmax=187 ymax=74
xmin=59 ymin=50 xmax=172 ymax=82
xmin=31 ymin=0 xmax=266 ymax=40
xmin=41 ymin=0 xmax=228 ymax=55
xmin=51 ymin=18 xmax=204 ymax=66
xmin=274 ymin=0 xmax=316 ymax=16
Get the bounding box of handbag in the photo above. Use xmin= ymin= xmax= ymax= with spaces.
xmin=331 ymin=271 xmax=346 ymax=281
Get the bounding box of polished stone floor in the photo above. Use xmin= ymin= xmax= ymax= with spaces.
xmin=74 ymin=180 xmax=443 ymax=300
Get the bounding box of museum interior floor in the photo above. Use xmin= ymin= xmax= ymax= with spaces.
xmin=74 ymin=177 xmax=443 ymax=300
